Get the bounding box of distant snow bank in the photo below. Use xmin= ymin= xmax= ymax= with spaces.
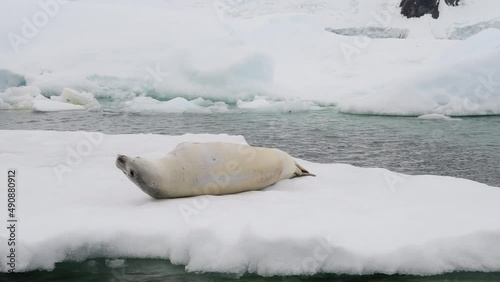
xmin=0 ymin=0 xmax=499 ymax=116
xmin=338 ymin=29 xmax=500 ymax=116
xmin=0 ymin=130 xmax=499 ymax=275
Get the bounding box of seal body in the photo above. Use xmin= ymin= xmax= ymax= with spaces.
xmin=116 ymin=142 xmax=313 ymax=199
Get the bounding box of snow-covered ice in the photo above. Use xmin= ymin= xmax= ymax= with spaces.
xmin=0 ymin=86 xmax=43 ymax=110
xmin=338 ymin=29 xmax=500 ymax=116
xmin=0 ymin=130 xmax=499 ymax=275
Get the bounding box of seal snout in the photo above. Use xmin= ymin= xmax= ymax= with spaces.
xmin=116 ymin=154 xmax=128 ymax=171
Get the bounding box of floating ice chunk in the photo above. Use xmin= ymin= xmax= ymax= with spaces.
xmin=237 ymin=96 xmax=271 ymax=109
xmin=417 ymin=113 xmax=459 ymax=120
xmin=0 ymin=86 xmax=42 ymax=110
xmin=32 ymin=100 xmax=86 ymax=112
xmin=0 ymin=86 xmax=99 ymax=111
xmin=51 ymin=88 xmax=100 ymax=110
xmin=237 ymin=96 xmax=321 ymax=113
xmin=2 ymin=86 xmax=42 ymax=98
xmin=121 ymin=96 xmax=231 ymax=113
xmin=122 ymin=96 xmax=213 ymax=113
xmin=105 ymin=259 xmax=126 ymax=268
xmin=190 ymin=97 xmax=213 ymax=107
xmin=207 ymin=101 xmax=230 ymax=112
xmin=0 ymin=98 xmax=10 ymax=110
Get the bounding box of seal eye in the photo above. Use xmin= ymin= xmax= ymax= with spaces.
xmin=130 ymin=170 xmax=135 ymax=177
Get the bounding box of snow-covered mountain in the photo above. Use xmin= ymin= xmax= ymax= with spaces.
xmin=1 ymin=0 xmax=499 ymax=115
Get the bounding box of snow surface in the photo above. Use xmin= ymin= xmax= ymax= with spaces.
xmin=338 ymin=29 xmax=500 ymax=116
xmin=0 ymin=130 xmax=499 ymax=275
xmin=1 ymin=0 xmax=500 ymax=115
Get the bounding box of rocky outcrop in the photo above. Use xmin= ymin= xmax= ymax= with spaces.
xmin=400 ymin=0 xmax=460 ymax=19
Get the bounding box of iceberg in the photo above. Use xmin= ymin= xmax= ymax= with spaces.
xmin=0 ymin=86 xmax=100 ymax=112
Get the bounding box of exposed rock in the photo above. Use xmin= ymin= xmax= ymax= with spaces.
xmin=400 ymin=0 xmax=440 ymax=19
xmin=400 ymin=0 xmax=460 ymax=19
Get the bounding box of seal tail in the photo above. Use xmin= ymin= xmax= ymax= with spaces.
xmin=292 ymin=161 xmax=316 ymax=177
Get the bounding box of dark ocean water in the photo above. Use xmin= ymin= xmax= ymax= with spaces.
xmin=1 ymin=109 xmax=499 ymax=281
xmin=3 ymin=258 xmax=500 ymax=282
xmin=1 ymin=109 xmax=499 ymax=186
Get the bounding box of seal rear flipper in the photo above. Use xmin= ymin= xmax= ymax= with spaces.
xmin=292 ymin=161 xmax=316 ymax=178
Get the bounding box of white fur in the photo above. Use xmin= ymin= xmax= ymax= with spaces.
xmin=117 ymin=142 xmax=308 ymax=199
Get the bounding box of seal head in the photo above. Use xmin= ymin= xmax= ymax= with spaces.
xmin=116 ymin=155 xmax=167 ymax=199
